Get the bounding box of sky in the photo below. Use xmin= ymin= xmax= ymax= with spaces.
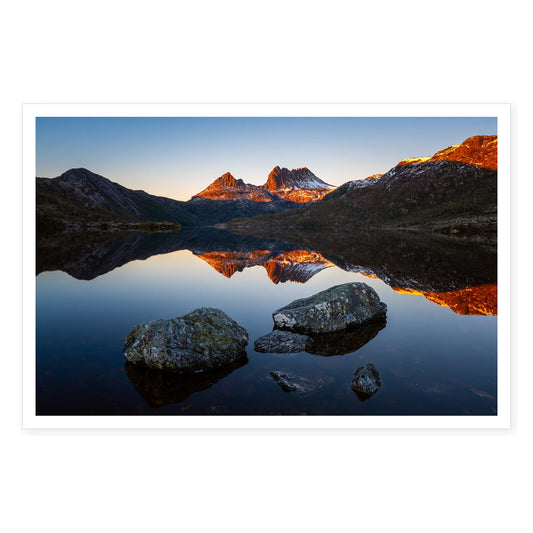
xmin=36 ymin=117 xmax=497 ymax=201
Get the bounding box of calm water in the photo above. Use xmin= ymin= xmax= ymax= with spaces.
xmin=36 ymin=228 xmax=497 ymax=415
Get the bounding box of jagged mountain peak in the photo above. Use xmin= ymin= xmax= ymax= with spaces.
xmin=264 ymin=166 xmax=329 ymax=191
xmin=262 ymin=166 xmax=335 ymax=202
xmin=193 ymin=172 xmax=275 ymax=202
xmin=193 ymin=166 xmax=335 ymax=203
xmin=215 ymin=172 xmax=244 ymax=188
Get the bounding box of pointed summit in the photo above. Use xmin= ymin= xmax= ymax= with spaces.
xmin=216 ymin=172 xmax=244 ymax=188
xmin=265 ymin=166 xmax=287 ymax=190
xmin=192 ymin=172 xmax=276 ymax=202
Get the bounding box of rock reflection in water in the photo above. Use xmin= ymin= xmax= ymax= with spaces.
xmin=255 ymin=319 xmax=386 ymax=357
xmin=124 ymin=358 xmax=247 ymax=408
xmin=306 ymin=319 xmax=387 ymax=356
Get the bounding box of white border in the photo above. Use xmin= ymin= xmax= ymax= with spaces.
xmin=22 ymin=103 xmax=511 ymax=430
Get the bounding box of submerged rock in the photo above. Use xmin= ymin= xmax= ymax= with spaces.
xmin=254 ymin=330 xmax=312 ymax=353
xmin=270 ymin=370 xmax=316 ymax=392
xmin=351 ymin=363 xmax=382 ymax=401
xmin=269 ymin=371 xmax=333 ymax=393
xmin=123 ymin=307 xmax=248 ymax=373
xmin=270 ymin=371 xmax=304 ymax=392
xmin=272 ymin=282 xmax=387 ymax=334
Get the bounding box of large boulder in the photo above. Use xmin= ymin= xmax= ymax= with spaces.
xmin=272 ymin=282 xmax=387 ymax=334
xmin=124 ymin=307 xmax=248 ymax=373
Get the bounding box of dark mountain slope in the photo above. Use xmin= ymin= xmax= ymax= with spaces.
xmin=221 ymin=136 xmax=497 ymax=240
xmin=36 ymin=168 xmax=298 ymax=232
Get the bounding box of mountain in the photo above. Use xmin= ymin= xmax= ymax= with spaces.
xmin=193 ymin=166 xmax=335 ymax=203
xmin=192 ymin=172 xmax=277 ymax=202
xmin=263 ymin=166 xmax=335 ymax=202
xmin=397 ymin=134 xmax=497 ymax=170
xmin=36 ymin=168 xmax=299 ymax=233
xmin=221 ymin=135 xmax=497 ymax=240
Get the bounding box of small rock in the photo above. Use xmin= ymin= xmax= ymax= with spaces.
xmin=272 ymin=282 xmax=387 ymax=334
xmin=124 ymin=307 xmax=248 ymax=373
xmin=351 ymin=363 xmax=382 ymax=401
xmin=270 ymin=371 xmax=305 ymax=392
xmin=254 ymin=330 xmax=312 ymax=353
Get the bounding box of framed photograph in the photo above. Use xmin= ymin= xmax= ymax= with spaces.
xmin=23 ymin=103 xmax=510 ymax=429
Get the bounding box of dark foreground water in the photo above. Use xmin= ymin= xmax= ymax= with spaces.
xmin=36 ymin=228 xmax=497 ymax=416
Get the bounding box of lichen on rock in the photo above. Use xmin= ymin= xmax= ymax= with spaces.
xmin=123 ymin=307 xmax=248 ymax=373
xmin=272 ymin=282 xmax=387 ymax=334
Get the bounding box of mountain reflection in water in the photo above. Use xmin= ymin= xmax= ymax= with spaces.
xmin=36 ymin=227 xmax=497 ymax=315
xmin=194 ymin=249 xmax=334 ymax=284
xmin=392 ymin=284 xmax=497 ymax=316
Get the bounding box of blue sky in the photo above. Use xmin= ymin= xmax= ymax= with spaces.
xmin=36 ymin=117 xmax=497 ymax=201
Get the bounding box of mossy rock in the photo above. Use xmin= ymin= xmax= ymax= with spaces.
xmin=124 ymin=308 xmax=248 ymax=373
xmin=272 ymin=282 xmax=387 ymax=334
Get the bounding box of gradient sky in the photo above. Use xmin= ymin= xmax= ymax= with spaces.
xmin=36 ymin=117 xmax=497 ymax=201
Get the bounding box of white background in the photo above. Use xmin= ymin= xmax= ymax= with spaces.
xmin=1 ymin=1 xmax=529 ymax=532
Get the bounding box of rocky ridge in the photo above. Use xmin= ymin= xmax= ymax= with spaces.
xmin=193 ymin=166 xmax=335 ymax=204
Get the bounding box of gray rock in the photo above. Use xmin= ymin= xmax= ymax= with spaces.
xmin=272 ymin=282 xmax=387 ymax=334
xmin=269 ymin=371 xmax=333 ymax=393
xmin=124 ymin=307 xmax=248 ymax=373
xmin=269 ymin=371 xmax=306 ymax=392
xmin=351 ymin=363 xmax=382 ymax=400
xmin=254 ymin=330 xmax=312 ymax=353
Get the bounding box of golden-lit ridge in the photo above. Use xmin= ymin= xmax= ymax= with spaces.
xmin=397 ymin=135 xmax=497 ymax=171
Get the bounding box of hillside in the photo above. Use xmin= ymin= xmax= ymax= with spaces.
xmin=36 ymin=168 xmax=298 ymax=233
xmin=221 ymin=135 xmax=497 ymax=240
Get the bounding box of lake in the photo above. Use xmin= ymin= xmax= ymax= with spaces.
xmin=35 ymin=228 xmax=497 ymax=416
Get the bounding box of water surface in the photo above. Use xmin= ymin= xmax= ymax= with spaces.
xmin=36 ymin=228 xmax=497 ymax=416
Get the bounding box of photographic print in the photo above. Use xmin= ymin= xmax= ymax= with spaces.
xmin=24 ymin=104 xmax=510 ymax=429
